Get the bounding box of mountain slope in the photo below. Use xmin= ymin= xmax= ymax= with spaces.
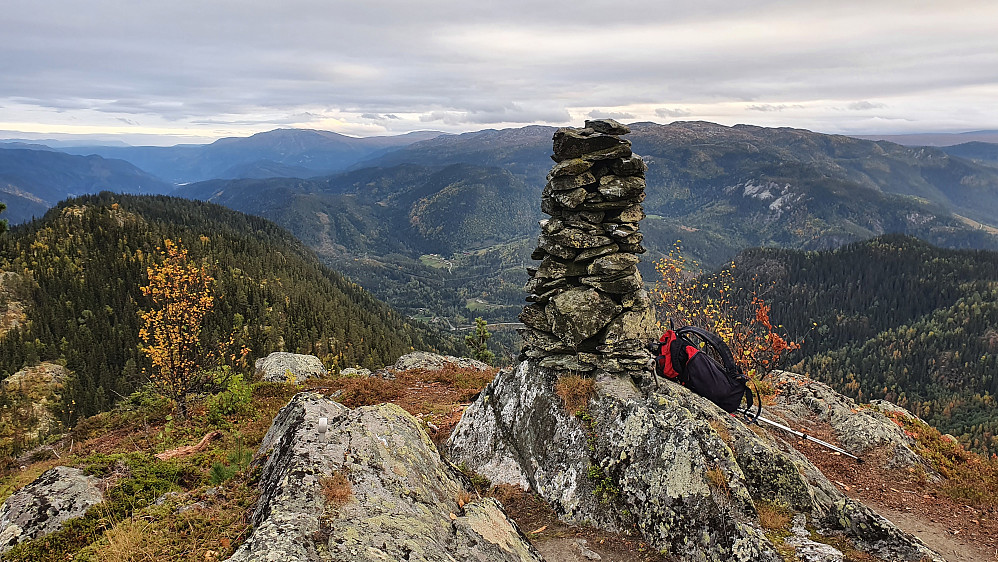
xmin=940 ymin=142 xmax=998 ymax=170
xmin=729 ymin=235 xmax=998 ymax=454
xmin=0 ymin=193 xmax=457 ymax=420
xmin=62 ymin=129 xmax=445 ymax=184
xmin=0 ymin=148 xmax=173 ymax=224
xmin=355 ymin=122 xmax=998 ymax=266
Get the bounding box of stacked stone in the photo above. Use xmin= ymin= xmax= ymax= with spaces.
xmin=519 ymin=119 xmax=657 ymax=380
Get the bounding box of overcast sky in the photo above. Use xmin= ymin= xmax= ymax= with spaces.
xmin=3 ymin=0 xmax=997 ymax=145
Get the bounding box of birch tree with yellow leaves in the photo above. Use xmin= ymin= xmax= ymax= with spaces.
xmin=139 ymin=239 xmax=216 ymax=419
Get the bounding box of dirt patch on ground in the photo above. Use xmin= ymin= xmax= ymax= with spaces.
xmin=488 ymin=485 xmax=675 ymax=562
xmin=771 ymin=418 xmax=998 ymax=561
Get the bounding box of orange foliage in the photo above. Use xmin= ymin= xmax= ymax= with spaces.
xmin=651 ymin=242 xmax=799 ymax=379
xmin=139 ymin=239 xmax=220 ymax=418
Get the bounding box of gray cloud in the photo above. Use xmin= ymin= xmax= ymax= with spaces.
xmin=746 ymin=104 xmax=806 ymax=112
xmin=588 ymin=110 xmax=635 ymax=120
xmin=419 ymin=103 xmax=571 ymax=125
xmin=1 ymin=0 xmax=996 ymax=140
xmin=846 ymin=101 xmax=888 ymax=110
xmin=655 ymin=107 xmax=693 ymax=118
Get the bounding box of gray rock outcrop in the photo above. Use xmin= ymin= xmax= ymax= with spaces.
xmin=519 ymin=119 xmax=658 ymax=379
xmin=0 ymin=466 xmax=103 ymax=556
xmin=255 ymin=351 xmax=327 ymax=382
xmin=448 ymin=362 xmax=942 ymax=562
xmin=226 ymin=392 xmax=541 ymax=562
xmin=766 ymin=371 xmax=932 ymax=472
xmin=392 ymin=351 xmax=492 ymax=372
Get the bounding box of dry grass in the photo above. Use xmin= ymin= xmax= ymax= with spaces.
xmin=554 ymin=374 xmax=596 ymax=415
xmin=756 ymin=500 xmax=793 ymax=531
xmin=884 ymin=410 xmax=998 ymax=507
xmin=705 ymin=467 xmax=728 ymax=496
xmin=321 ymin=470 xmax=353 ymax=508
xmin=324 ymin=366 xmax=497 ymax=409
xmin=98 ymin=516 xmax=158 ymax=562
xmin=708 ymin=419 xmax=732 ymax=445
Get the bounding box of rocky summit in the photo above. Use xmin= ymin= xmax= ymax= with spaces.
xmin=520 ymin=119 xmax=658 ymax=381
xmin=448 ymin=362 xmax=942 ymax=562
xmin=449 ymin=122 xmax=945 ymax=562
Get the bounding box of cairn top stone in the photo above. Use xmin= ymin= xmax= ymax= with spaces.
xmin=552 ymin=128 xmax=630 ymax=162
xmin=584 ymin=118 xmax=630 ymax=135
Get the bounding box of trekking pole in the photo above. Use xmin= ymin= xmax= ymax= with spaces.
xmin=735 ymin=409 xmax=863 ymax=463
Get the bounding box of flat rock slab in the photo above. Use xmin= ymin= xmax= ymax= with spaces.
xmin=0 ymin=466 xmax=103 ymax=556
xmin=766 ymin=371 xmax=931 ymax=471
xmin=226 ymin=393 xmax=539 ymax=562
xmin=255 ymin=351 xmax=327 ymax=382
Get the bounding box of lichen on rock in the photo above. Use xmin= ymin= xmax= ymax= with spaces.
xmin=0 ymin=466 xmax=103 ymax=556
xmin=448 ymin=361 xmax=944 ymax=562
xmin=226 ymin=392 xmax=540 ymax=562
xmin=255 ymin=351 xmax=327 ymax=382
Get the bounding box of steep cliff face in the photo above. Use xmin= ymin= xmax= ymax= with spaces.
xmin=226 ymin=392 xmax=541 ymax=562
xmin=447 ymin=362 xmax=942 ymax=562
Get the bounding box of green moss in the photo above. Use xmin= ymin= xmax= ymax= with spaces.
xmin=587 ymin=463 xmax=620 ymax=504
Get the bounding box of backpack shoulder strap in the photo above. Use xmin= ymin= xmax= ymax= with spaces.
xmin=676 ymin=326 xmax=741 ymax=376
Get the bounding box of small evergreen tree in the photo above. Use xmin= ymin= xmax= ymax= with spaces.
xmin=0 ymin=202 xmax=7 ymax=233
xmin=465 ymin=317 xmax=494 ymax=365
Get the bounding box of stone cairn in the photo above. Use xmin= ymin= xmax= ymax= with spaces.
xmin=519 ymin=119 xmax=658 ymax=380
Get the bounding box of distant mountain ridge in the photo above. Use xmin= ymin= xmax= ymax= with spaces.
xmin=939 ymin=142 xmax=998 ymax=169
xmin=0 ymin=148 xmax=173 ymax=224
xmin=855 ymin=130 xmax=998 ymax=146
xmin=60 ymin=128 xmax=446 ymax=184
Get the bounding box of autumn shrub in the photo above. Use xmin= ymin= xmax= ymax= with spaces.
xmin=885 ymin=410 xmax=998 ymax=506
xmin=651 ymin=242 xmax=800 ymax=380
xmin=138 ymin=239 xmax=236 ymax=419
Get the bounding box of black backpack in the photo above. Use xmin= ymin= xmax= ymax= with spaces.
xmin=651 ymin=326 xmax=758 ymax=418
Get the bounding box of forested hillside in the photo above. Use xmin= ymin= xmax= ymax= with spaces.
xmin=0 ymin=193 xmax=457 ymax=421
xmin=176 ymin=163 xmax=536 ymax=331
xmin=173 ymin=122 xmax=998 ymax=333
xmin=729 ymin=235 xmax=998 ymax=454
